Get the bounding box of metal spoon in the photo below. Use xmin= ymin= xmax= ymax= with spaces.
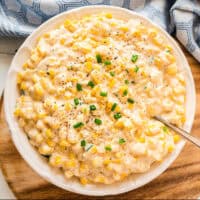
xmin=154 ymin=116 xmax=200 ymax=148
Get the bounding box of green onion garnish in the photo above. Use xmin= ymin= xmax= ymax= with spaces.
xmin=105 ymin=146 xmax=112 ymax=151
xmin=131 ymin=54 xmax=138 ymax=63
xmin=110 ymin=71 xmax=115 ymax=77
xmin=73 ymin=122 xmax=84 ymax=129
xmin=80 ymin=140 xmax=86 ymax=147
xmin=88 ymin=81 xmax=95 ymax=88
xmin=134 ymin=66 xmax=139 ymax=73
xmin=124 ymin=80 xmax=129 ymax=84
xmin=74 ymin=98 xmax=79 ymax=105
xmin=127 ymin=98 xmax=135 ymax=104
xmin=111 ymin=103 xmax=117 ymax=111
xmin=119 ymin=138 xmax=126 ymax=144
xmin=94 ymin=118 xmax=102 ymax=125
xmin=90 ymin=105 xmax=96 ymax=111
xmin=114 ymin=112 xmax=122 ymax=120
xmin=163 ymin=126 xmax=168 ymax=132
xmin=85 ymin=144 xmax=93 ymax=151
xmin=100 ymin=91 xmax=107 ymax=97
xmin=96 ymin=54 xmax=102 ymax=63
xmin=104 ymin=60 xmax=111 ymax=65
xmin=76 ymin=83 xmax=82 ymax=91
xmin=123 ymin=89 xmax=128 ymax=96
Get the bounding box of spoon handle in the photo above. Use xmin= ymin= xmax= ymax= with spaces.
xmin=154 ymin=116 xmax=200 ymax=148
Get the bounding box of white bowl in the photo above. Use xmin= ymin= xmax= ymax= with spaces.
xmin=4 ymin=5 xmax=196 ymax=196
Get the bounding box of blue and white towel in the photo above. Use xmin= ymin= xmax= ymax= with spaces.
xmin=0 ymin=0 xmax=200 ymax=62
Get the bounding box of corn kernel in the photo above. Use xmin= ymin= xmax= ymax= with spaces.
xmin=80 ymin=163 xmax=88 ymax=174
xmin=173 ymin=134 xmax=180 ymax=143
xmin=55 ymin=156 xmax=62 ymax=165
xmin=90 ymin=146 xmax=97 ymax=154
xmin=43 ymin=33 xmax=50 ymax=38
xmin=64 ymin=102 xmax=71 ymax=112
xmin=65 ymin=160 xmax=76 ymax=168
xmin=23 ymin=62 xmax=29 ymax=69
xmin=113 ymin=159 xmax=121 ymax=163
xmin=17 ymin=72 xmax=23 ymax=84
xmin=20 ymin=82 xmax=27 ymax=90
xmin=115 ymin=152 xmax=123 ymax=158
xmin=85 ymin=61 xmax=92 ymax=73
xmin=108 ymin=79 xmax=116 ymax=88
xmin=148 ymin=29 xmax=157 ymax=38
xmin=69 ymin=153 xmax=75 ymax=159
xmin=95 ymin=175 xmax=105 ymax=183
xmin=119 ymin=26 xmax=129 ymax=32
xmin=166 ymin=63 xmax=177 ymax=75
xmin=137 ymin=137 xmax=145 ymax=143
xmin=165 ymin=45 xmax=173 ymax=52
xmin=45 ymin=129 xmax=53 ymax=138
xmin=103 ymin=159 xmax=111 ymax=165
xmin=14 ymin=108 xmax=21 ymax=117
xmin=115 ymin=105 xmax=121 ymax=112
xmin=154 ymin=56 xmax=162 ymax=68
xmin=59 ymin=139 xmax=69 ymax=147
xmin=80 ymin=177 xmax=88 ymax=185
xmin=105 ymin=13 xmax=112 ymax=19
xmin=91 ymin=86 xmax=100 ymax=96
xmin=119 ymin=85 xmax=128 ymax=94
xmin=166 ymin=53 xmax=176 ymax=63
xmin=60 ymin=38 xmax=66 ymax=45
xmin=64 ymin=19 xmax=76 ymax=32
xmin=115 ymin=120 xmax=124 ymax=129
xmin=132 ymin=30 xmax=141 ymax=38
xmin=34 ymin=83 xmax=44 ymax=96
xmin=168 ymin=145 xmax=174 ymax=153
xmin=37 ymin=46 xmax=46 ymax=57
xmin=128 ymin=103 xmax=134 ymax=109
xmin=46 ymin=139 xmax=55 ymax=147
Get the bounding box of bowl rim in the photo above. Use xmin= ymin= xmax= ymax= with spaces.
xmin=4 ymin=5 xmax=196 ymax=196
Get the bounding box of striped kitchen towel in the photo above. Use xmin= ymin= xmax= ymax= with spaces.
xmin=0 ymin=0 xmax=200 ymax=62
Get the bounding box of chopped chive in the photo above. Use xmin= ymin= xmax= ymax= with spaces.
xmin=162 ymin=126 xmax=168 ymax=132
xmin=104 ymin=60 xmax=111 ymax=65
xmin=88 ymin=81 xmax=95 ymax=88
xmin=134 ymin=66 xmax=139 ymax=73
xmin=81 ymin=140 xmax=86 ymax=147
xmin=166 ymin=49 xmax=171 ymax=53
xmin=85 ymin=144 xmax=93 ymax=151
xmin=131 ymin=54 xmax=138 ymax=63
xmin=100 ymin=91 xmax=107 ymax=97
xmin=127 ymin=98 xmax=135 ymax=104
xmin=74 ymin=98 xmax=79 ymax=105
xmin=144 ymin=86 xmax=147 ymax=89
xmin=124 ymin=80 xmax=129 ymax=84
xmin=73 ymin=122 xmax=84 ymax=129
xmin=111 ymin=103 xmax=117 ymax=111
xmin=105 ymin=145 xmax=112 ymax=151
xmin=94 ymin=118 xmax=102 ymax=125
xmin=90 ymin=105 xmax=96 ymax=111
xmin=123 ymin=89 xmax=128 ymax=96
xmin=76 ymin=83 xmax=82 ymax=91
xmin=96 ymin=54 xmax=102 ymax=63
xmin=110 ymin=71 xmax=115 ymax=77
xmin=114 ymin=112 xmax=121 ymax=120
xmin=119 ymin=138 xmax=126 ymax=144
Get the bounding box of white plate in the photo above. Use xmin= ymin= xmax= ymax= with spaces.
xmin=4 ymin=5 xmax=196 ymax=196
